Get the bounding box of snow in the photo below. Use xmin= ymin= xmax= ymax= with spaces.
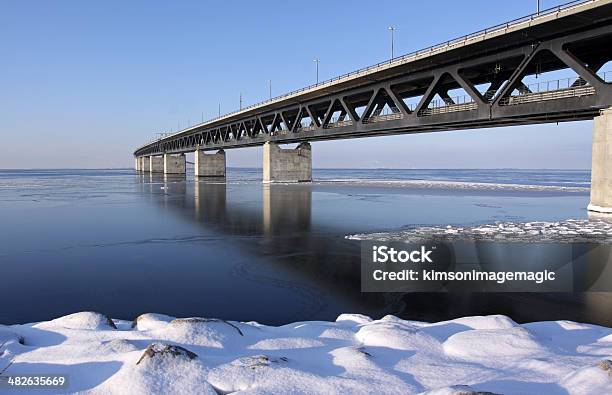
xmin=347 ymin=219 xmax=612 ymax=243
xmin=1 ymin=311 xmax=611 ymax=394
xmin=442 ymin=327 xmax=546 ymax=359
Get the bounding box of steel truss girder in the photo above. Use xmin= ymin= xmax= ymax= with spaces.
xmin=136 ymin=24 xmax=612 ymax=157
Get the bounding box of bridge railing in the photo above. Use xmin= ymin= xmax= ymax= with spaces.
xmin=298 ymin=125 xmax=317 ymax=132
xmin=427 ymin=95 xmax=476 ymax=107
xmin=500 ymin=85 xmax=596 ymax=105
xmin=324 ymin=118 xmax=354 ymax=129
xmin=144 ymin=0 xmax=596 ymax=146
xmin=521 ymin=76 xmax=587 ymax=93
xmin=499 ymin=71 xmax=609 ymax=105
xmin=417 ymin=94 xmax=477 ymax=116
xmin=362 ymin=112 xmax=404 ymax=124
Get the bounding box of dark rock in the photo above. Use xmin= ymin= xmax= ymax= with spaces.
xmin=356 ymin=346 xmax=371 ymax=357
xmin=232 ymin=355 xmax=289 ymax=369
xmin=454 ymin=385 xmax=501 ymax=395
xmin=136 ymin=343 xmax=198 ymax=365
xmin=104 ymin=315 xmax=117 ymax=329
xmin=598 ymin=359 xmax=612 ymax=376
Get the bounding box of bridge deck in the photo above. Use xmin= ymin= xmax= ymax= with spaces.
xmin=135 ymin=0 xmax=612 ymax=157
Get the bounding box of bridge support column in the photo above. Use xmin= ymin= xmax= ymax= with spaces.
xmin=141 ymin=156 xmax=150 ymax=173
xmin=149 ymin=155 xmax=164 ymax=173
xmin=195 ymin=149 xmax=225 ymax=177
xmin=164 ymin=153 xmax=186 ymax=175
xmin=588 ymin=108 xmax=612 ymax=214
xmin=263 ymin=142 xmax=312 ymax=183
xmin=135 ymin=157 xmax=140 ymax=172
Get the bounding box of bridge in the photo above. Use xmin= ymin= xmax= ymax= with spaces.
xmin=134 ymin=0 xmax=612 ymax=213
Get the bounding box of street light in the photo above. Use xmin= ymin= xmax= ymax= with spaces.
xmin=269 ymin=79 xmax=272 ymax=100
xmin=313 ymin=59 xmax=320 ymax=84
xmin=388 ymin=26 xmax=396 ymax=60
xmin=536 ymin=0 xmax=540 ymax=14
xmin=239 ymin=92 xmax=243 ymax=110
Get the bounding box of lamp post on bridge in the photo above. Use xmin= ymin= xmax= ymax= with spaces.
xmin=388 ymin=26 xmax=396 ymax=60
xmin=537 ymin=0 xmax=540 ymax=14
xmin=313 ymin=59 xmax=320 ymax=84
xmin=269 ymin=79 xmax=272 ymax=100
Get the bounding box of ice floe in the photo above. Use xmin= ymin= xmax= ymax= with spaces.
xmin=313 ymin=179 xmax=589 ymax=193
xmin=347 ymin=219 xmax=612 ymax=243
xmin=1 ymin=311 xmax=611 ymax=394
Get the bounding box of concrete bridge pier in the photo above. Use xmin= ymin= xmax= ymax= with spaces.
xmin=149 ymin=155 xmax=164 ymax=173
xmin=163 ymin=153 xmax=186 ymax=174
xmin=141 ymin=156 xmax=151 ymax=173
xmin=263 ymin=142 xmax=312 ymax=183
xmin=135 ymin=157 xmax=140 ymax=172
xmin=195 ymin=149 xmax=226 ymax=178
xmin=588 ymin=108 xmax=612 ymax=214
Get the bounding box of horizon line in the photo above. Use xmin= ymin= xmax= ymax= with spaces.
xmin=0 ymin=167 xmax=592 ymax=172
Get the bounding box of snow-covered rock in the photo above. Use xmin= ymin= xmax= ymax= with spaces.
xmin=131 ymin=313 xmax=174 ymax=331
xmin=558 ymin=360 xmax=612 ymax=394
xmin=44 ymin=311 xmax=117 ymax=330
xmin=443 ymin=327 xmax=546 ymax=360
xmin=95 ymin=343 xmax=216 ymax=395
xmin=149 ymin=317 xmax=246 ymax=348
xmin=1 ymin=312 xmax=610 ymax=394
xmin=356 ymin=317 xmax=440 ymax=352
xmin=422 ymin=385 xmax=501 ymax=395
xmin=0 ymin=325 xmax=24 ymax=346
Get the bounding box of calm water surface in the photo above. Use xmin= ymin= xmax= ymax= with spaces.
xmin=0 ymin=168 xmax=609 ymax=326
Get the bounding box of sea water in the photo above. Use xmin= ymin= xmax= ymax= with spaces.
xmin=1 ymin=168 xmax=609 ymax=325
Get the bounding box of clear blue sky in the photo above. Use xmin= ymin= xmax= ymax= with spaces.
xmin=0 ymin=0 xmax=594 ymax=169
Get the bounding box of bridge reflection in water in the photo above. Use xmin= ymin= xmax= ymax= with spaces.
xmin=138 ymin=175 xmax=612 ymax=326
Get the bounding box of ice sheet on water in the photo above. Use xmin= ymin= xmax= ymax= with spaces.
xmin=312 ymin=179 xmax=589 ymax=192
xmin=347 ymin=219 xmax=612 ymax=243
